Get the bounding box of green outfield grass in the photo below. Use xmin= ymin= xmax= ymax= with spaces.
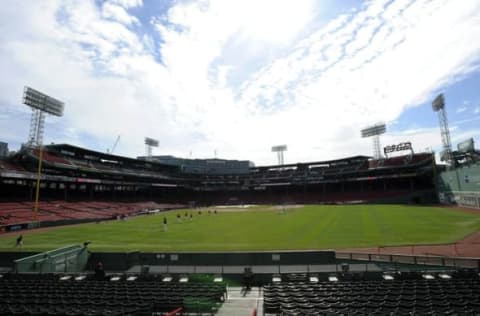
xmin=0 ymin=204 xmax=479 ymax=252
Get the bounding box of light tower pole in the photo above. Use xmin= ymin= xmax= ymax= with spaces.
xmin=272 ymin=145 xmax=287 ymax=165
xmin=145 ymin=137 xmax=159 ymax=160
xmin=432 ymin=94 xmax=453 ymax=166
xmin=361 ymin=123 xmax=386 ymax=159
xmin=23 ymin=86 xmax=65 ymax=224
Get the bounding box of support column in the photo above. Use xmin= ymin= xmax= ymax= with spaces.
xmin=113 ymin=185 xmax=117 ymax=201
xmin=29 ymin=181 xmax=34 ymax=201
xmin=89 ymin=184 xmax=94 ymax=200
xmin=64 ymin=183 xmax=68 ymax=201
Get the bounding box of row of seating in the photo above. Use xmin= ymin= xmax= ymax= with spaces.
xmin=264 ymin=277 xmax=480 ymax=315
xmin=0 ymin=274 xmax=226 ymax=316
xmin=27 ymin=149 xmax=173 ymax=181
xmin=0 ymin=201 xmax=182 ymax=226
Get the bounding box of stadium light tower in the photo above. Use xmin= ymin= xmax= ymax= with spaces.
xmin=432 ymin=93 xmax=453 ymax=165
xmin=23 ymin=87 xmax=64 ymax=146
xmin=22 ymin=86 xmax=65 ymax=224
xmin=145 ymin=137 xmax=159 ymax=158
xmin=361 ymin=123 xmax=386 ymax=159
xmin=272 ymin=145 xmax=287 ymax=165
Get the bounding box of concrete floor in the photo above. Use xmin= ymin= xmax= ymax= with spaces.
xmin=216 ymin=286 xmax=263 ymax=316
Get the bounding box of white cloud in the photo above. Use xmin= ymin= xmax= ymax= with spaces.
xmin=108 ymin=0 xmax=143 ymax=9
xmin=1 ymin=0 xmax=480 ymax=166
xmin=474 ymin=107 xmax=480 ymax=114
xmin=101 ymin=2 xmax=140 ymax=26
xmin=457 ymin=106 xmax=467 ymax=113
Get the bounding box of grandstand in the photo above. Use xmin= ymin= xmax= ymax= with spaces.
xmin=1 ymin=144 xmax=435 ymax=210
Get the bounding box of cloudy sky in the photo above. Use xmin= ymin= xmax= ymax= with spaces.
xmin=1 ymin=0 xmax=480 ymax=166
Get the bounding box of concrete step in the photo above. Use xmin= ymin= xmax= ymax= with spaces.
xmin=216 ymin=287 xmax=262 ymax=316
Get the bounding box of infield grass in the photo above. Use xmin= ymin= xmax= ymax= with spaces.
xmin=0 ymin=204 xmax=479 ymax=252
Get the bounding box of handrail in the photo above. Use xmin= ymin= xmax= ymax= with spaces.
xmin=165 ymin=307 xmax=183 ymax=316
xmin=336 ymin=251 xmax=480 ymax=269
xmin=254 ymin=286 xmax=261 ymax=316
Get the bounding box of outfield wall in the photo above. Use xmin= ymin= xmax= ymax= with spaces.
xmin=88 ymin=250 xmax=336 ymax=272
xmin=437 ymin=163 xmax=480 ymax=209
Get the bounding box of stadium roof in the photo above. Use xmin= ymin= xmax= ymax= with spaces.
xmin=44 ymin=143 xmax=179 ymax=171
xmin=252 ymin=155 xmax=371 ymax=170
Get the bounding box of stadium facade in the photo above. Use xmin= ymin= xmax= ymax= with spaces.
xmin=436 ymin=138 xmax=480 ymax=209
xmin=137 ymin=155 xmax=253 ymax=175
xmin=1 ymin=142 xmax=436 ymax=223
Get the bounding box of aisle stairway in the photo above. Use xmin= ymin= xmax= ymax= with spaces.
xmin=216 ymin=286 xmax=262 ymax=316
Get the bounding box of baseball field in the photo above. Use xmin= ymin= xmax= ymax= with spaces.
xmin=0 ymin=204 xmax=479 ymax=252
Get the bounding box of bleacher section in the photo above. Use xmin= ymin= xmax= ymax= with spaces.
xmin=25 ymin=145 xmax=178 ymax=181
xmin=264 ymin=272 xmax=480 ymax=315
xmin=2 ymin=270 xmax=478 ymax=316
xmin=0 ymin=201 xmax=184 ymax=227
xmin=0 ymin=273 xmax=226 ymax=316
xmin=0 ymin=161 xmax=27 ymax=173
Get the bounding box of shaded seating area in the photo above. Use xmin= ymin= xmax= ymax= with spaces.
xmin=0 ymin=273 xmax=226 ymax=316
xmin=264 ymin=272 xmax=480 ymax=315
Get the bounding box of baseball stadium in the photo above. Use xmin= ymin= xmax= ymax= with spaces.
xmin=0 ymin=88 xmax=479 ymax=315
xmin=1 ymin=1 xmax=480 ymax=315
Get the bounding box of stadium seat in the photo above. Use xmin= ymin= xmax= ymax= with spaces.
xmin=0 ymin=273 xmax=226 ymax=316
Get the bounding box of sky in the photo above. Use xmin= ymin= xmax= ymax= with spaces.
xmin=1 ymin=0 xmax=480 ymax=166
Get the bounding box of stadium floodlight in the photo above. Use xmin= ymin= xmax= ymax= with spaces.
xmin=432 ymin=94 xmax=445 ymax=112
xmin=272 ymin=145 xmax=287 ymax=165
xmin=22 ymin=86 xmax=65 ymax=224
xmin=23 ymin=86 xmax=64 ymax=116
xmin=23 ymin=86 xmax=64 ymax=146
xmin=145 ymin=137 xmax=159 ymax=158
xmin=361 ymin=123 xmax=386 ymax=159
xmin=432 ymin=93 xmax=453 ymax=166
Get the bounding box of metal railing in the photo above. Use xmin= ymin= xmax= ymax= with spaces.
xmin=336 ymin=251 xmax=480 ymax=269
